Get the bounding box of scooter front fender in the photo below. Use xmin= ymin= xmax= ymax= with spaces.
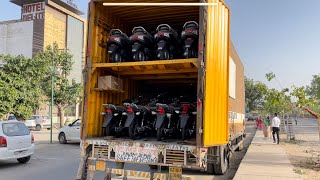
xmin=102 ymin=114 xmax=113 ymax=128
xmin=179 ymin=115 xmax=190 ymax=129
xmin=155 ymin=114 xmax=166 ymax=128
xmin=124 ymin=113 xmax=135 ymax=127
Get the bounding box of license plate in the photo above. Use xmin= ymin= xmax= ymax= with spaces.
xmin=14 ymin=150 xmax=26 ymax=155
xmin=95 ymin=161 xmax=106 ymax=171
xmin=169 ymin=166 xmax=182 ymax=180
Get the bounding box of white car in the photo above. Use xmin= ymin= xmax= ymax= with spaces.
xmin=58 ymin=119 xmax=80 ymax=144
xmin=24 ymin=115 xmax=51 ymax=131
xmin=0 ymin=121 xmax=35 ymax=163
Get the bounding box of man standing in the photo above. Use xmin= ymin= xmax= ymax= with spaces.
xmin=272 ymin=113 xmax=281 ymax=144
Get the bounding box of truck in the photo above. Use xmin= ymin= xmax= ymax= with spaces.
xmin=77 ymin=0 xmax=245 ymax=179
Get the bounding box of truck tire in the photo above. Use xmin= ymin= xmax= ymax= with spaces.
xmin=213 ymin=145 xmax=229 ymax=175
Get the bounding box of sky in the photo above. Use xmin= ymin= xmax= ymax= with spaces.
xmin=1 ymin=0 xmax=320 ymax=90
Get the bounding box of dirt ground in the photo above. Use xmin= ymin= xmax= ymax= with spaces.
xmin=280 ymin=134 xmax=320 ymax=180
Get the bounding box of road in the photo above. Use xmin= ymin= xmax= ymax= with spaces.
xmin=0 ymin=123 xmax=256 ymax=180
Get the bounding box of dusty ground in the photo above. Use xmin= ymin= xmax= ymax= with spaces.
xmin=280 ymin=119 xmax=320 ymax=180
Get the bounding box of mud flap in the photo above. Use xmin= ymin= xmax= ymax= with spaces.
xmin=155 ymin=114 xmax=166 ymax=128
xmin=102 ymin=114 xmax=113 ymax=128
xmin=179 ymin=115 xmax=189 ymax=129
xmin=124 ymin=113 xmax=135 ymax=127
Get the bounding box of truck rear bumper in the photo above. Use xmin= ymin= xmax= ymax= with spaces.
xmin=86 ymin=137 xmax=204 ymax=169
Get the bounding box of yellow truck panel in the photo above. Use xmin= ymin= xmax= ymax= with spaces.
xmin=203 ymin=0 xmax=230 ymax=146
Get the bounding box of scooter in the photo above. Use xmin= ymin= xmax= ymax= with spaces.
xmin=177 ymin=103 xmax=197 ymax=140
xmin=154 ymin=24 xmax=180 ymax=60
xmin=130 ymin=26 xmax=155 ymax=61
xmin=106 ymin=29 xmax=131 ymax=63
xmin=181 ymin=21 xmax=199 ymax=58
xmin=102 ymin=104 xmax=127 ymax=136
xmin=155 ymin=103 xmax=180 ymax=141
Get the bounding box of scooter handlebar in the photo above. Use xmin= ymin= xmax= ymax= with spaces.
xmin=183 ymin=21 xmax=199 ymax=29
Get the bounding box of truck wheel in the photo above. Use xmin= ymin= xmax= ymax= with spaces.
xmin=35 ymin=124 xmax=41 ymax=131
xmin=213 ymin=146 xmax=229 ymax=175
xmin=81 ymin=149 xmax=92 ymax=180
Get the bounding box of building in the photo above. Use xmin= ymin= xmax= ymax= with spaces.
xmin=0 ymin=0 xmax=86 ymax=121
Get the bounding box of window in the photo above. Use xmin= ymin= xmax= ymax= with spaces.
xmin=229 ymin=57 xmax=236 ymax=99
xmin=73 ymin=120 xmax=81 ymax=126
xmin=2 ymin=123 xmax=30 ymax=136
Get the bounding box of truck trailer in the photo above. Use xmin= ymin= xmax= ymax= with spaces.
xmin=77 ymin=0 xmax=245 ymax=179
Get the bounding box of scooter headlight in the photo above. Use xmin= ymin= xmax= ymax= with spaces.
xmin=166 ymin=113 xmax=172 ymax=118
xmin=175 ymin=110 xmax=180 ymax=114
xmin=136 ymin=112 xmax=141 ymax=115
xmin=138 ymin=35 xmax=144 ymax=41
xmin=192 ymin=112 xmax=197 ymax=115
xmin=152 ymin=111 xmax=157 ymax=115
xmin=181 ymin=31 xmax=186 ymax=36
xmin=114 ymin=113 xmax=119 ymax=116
xmin=114 ymin=37 xmax=120 ymax=42
xmin=101 ymin=112 xmax=106 ymax=115
xmin=122 ymin=112 xmax=127 ymax=115
xmin=108 ymin=51 xmax=112 ymax=54
xmin=164 ymin=33 xmax=170 ymax=37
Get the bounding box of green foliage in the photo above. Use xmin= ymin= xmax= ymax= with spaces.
xmin=245 ymin=77 xmax=268 ymax=112
xmin=265 ymin=72 xmax=276 ymax=82
xmin=37 ymin=43 xmax=81 ymax=125
xmin=0 ymin=54 xmax=49 ymax=119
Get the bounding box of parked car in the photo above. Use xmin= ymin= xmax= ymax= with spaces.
xmin=24 ymin=115 xmax=51 ymax=131
xmin=0 ymin=120 xmax=35 ymax=164
xmin=7 ymin=114 xmax=17 ymax=121
xmin=58 ymin=119 xmax=80 ymax=144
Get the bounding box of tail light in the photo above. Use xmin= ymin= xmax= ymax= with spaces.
xmin=0 ymin=136 xmax=7 ymax=147
xmin=105 ymin=108 xmax=112 ymax=113
xmin=182 ymin=104 xmax=190 ymax=112
xmin=127 ymin=107 xmax=134 ymax=113
xmin=157 ymin=107 xmax=165 ymax=114
xmin=31 ymin=134 xmax=34 ymax=144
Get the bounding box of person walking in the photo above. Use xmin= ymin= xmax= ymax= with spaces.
xmin=272 ymin=113 xmax=281 ymax=144
xmin=258 ymin=116 xmax=263 ymax=130
xmin=263 ymin=116 xmax=271 ymax=138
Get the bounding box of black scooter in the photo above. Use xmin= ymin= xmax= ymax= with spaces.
xmin=154 ymin=24 xmax=180 ymax=60
xmin=106 ymin=29 xmax=131 ymax=63
xmin=177 ymin=103 xmax=197 ymax=140
xmin=181 ymin=21 xmax=199 ymax=58
xmin=155 ymin=103 xmax=180 ymax=141
xmin=102 ymin=104 xmax=127 ymax=136
xmin=130 ymin=26 xmax=155 ymax=61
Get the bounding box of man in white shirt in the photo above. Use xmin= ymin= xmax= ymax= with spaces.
xmin=272 ymin=113 xmax=281 ymax=144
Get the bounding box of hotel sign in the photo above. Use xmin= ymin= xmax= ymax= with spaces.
xmin=22 ymin=2 xmax=45 ymax=21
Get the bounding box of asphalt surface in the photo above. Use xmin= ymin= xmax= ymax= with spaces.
xmin=0 ymin=123 xmax=256 ymax=180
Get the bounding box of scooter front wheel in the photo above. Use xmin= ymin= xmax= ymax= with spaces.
xmin=181 ymin=127 xmax=187 ymax=141
xmin=157 ymin=126 xmax=163 ymax=141
xmin=133 ymin=51 xmax=146 ymax=62
xmin=128 ymin=122 xmax=137 ymax=140
xmin=111 ymin=53 xmax=122 ymax=63
xmin=105 ymin=124 xmax=112 ymax=136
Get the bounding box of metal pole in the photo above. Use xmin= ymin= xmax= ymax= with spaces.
xmin=50 ymin=55 xmax=54 ymax=144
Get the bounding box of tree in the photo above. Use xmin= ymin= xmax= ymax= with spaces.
xmin=0 ymin=54 xmax=48 ymax=119
xmin=37 ymin=43 xmax=81 ymax=127
xmin=245 ymin=77 xmax=268 ymax=112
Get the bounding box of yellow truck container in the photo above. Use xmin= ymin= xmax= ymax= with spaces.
xmin=76 ymin=0 xmax=245 ymax=179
